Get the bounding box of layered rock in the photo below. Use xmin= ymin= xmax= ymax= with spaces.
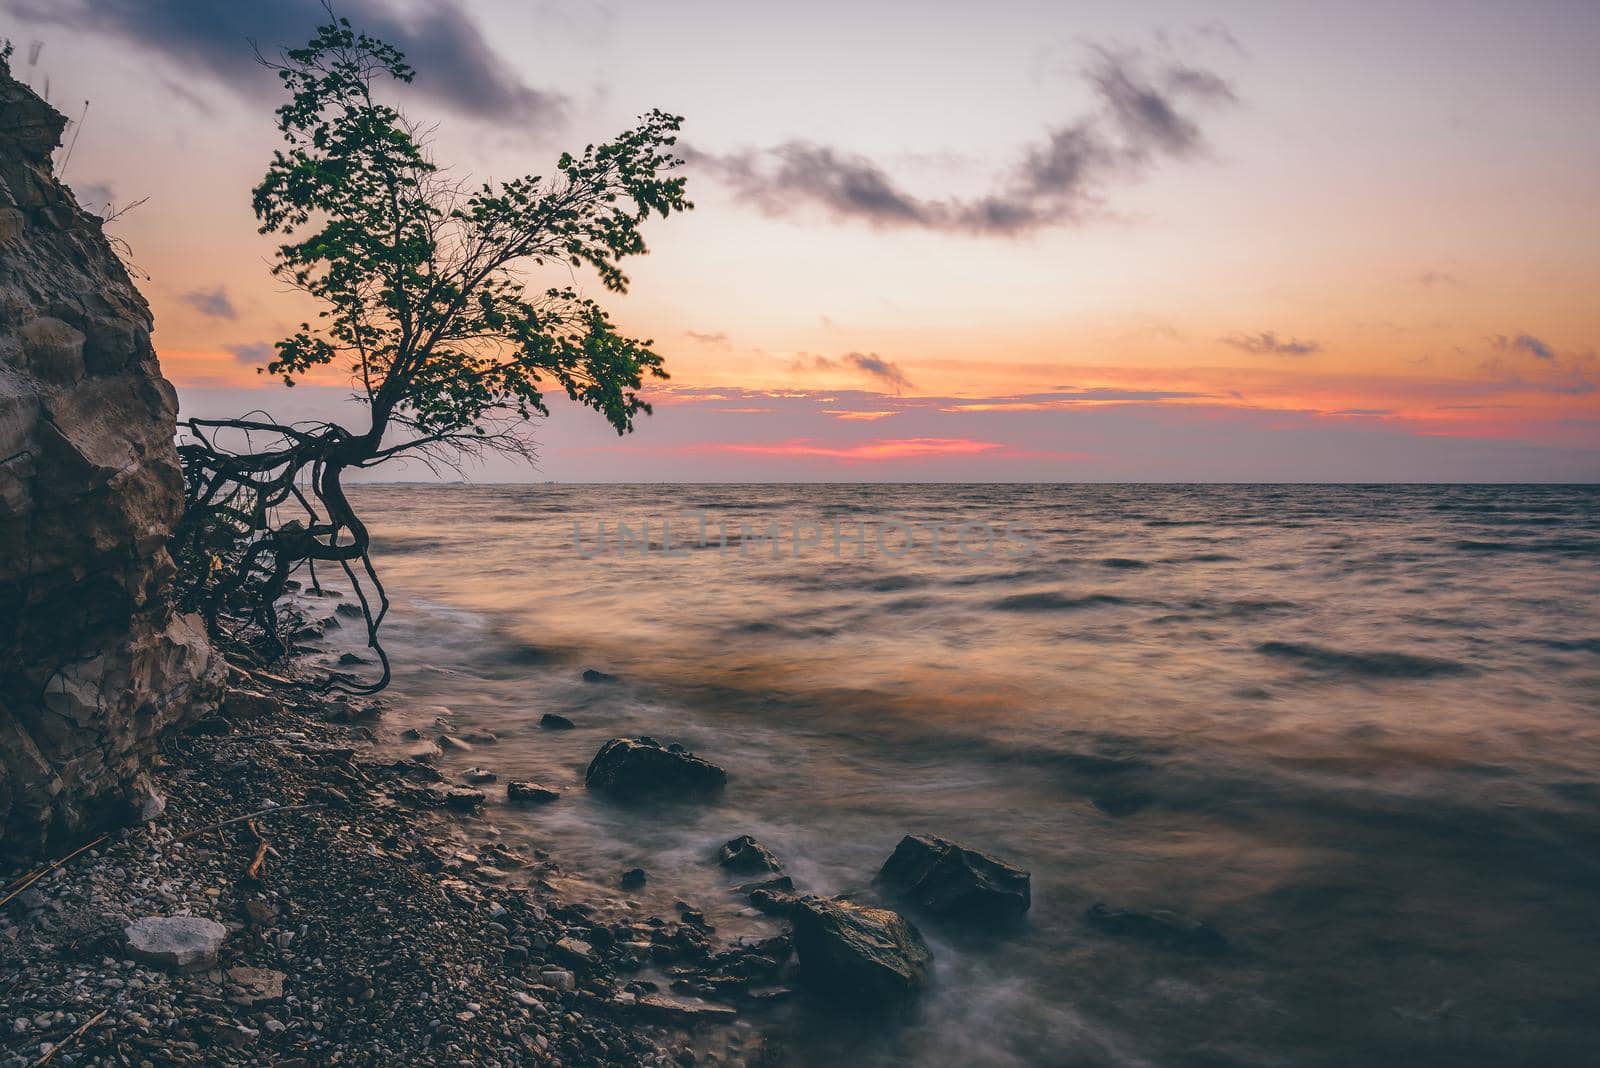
xmin=0 ymin=58 xmax=222 ymax=854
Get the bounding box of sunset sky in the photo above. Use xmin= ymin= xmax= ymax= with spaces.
xmin=4 ymin=0 xmax=1597 ymax=480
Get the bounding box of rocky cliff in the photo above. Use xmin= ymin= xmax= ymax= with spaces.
xmin=0 ymin=58 xmax=222 ymax=853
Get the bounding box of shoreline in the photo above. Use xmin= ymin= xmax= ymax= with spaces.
xmin=0 ymin=661 xmax=779 ymax=1066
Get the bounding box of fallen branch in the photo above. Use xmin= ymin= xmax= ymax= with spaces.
xmin=0 ymin=835 xmax=108 ymax=911
xmin=31 ymin=1008 xmax=108 ymax=1067
xmin=246 ymin=818 xmax=270 ymax=879
xmin=168 ymin=802 xmax=324 ymax=847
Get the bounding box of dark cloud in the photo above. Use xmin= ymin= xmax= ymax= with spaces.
xmin=1328 ymin=408 xmax=1393 ymax=416
xmin=6 ymin=0 xmax=566 ymax=124
xmin=181 ymin=286 xmax=238 ymax=319
xmin=1221 ymin=331 xmax=1322 ymax=357
xmin=790 ymin=352 xmax=914 ymax=393
xmin=843 ymin=352 xmax=913 ymax=393
xmin=226 ymin=342 xmax=274 ymax=365
xmin=689 ymin=43 xmax=1236 ymax=236
xmin=1490 ymin=333 xmax=1555 ymax=360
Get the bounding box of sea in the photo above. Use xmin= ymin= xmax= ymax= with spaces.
xmin=315 ymin=483 xmax=1600 ymax=1066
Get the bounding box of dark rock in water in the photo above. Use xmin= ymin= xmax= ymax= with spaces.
xmin=877 ymin=834 xmax=1031 ymax=922
xmin=337 ymin=652 xmax=369 ymax=666
xmin=400 ymin=727 xmax=423 ymax=740
xmin=791 ymin=896 xmax=932 ymax=1004
xmin=717 ymin=835 xmax=782 ymax=874
xmin=747 ymin=888 xmax=800 ymax=918
xmin=540 ymin=713 xmax=575 ymax=730
xmin=1090 ymin=790 xmax=1152 ymax=817
xmin=443 ymin=787 xmax=486 ymax=812
xmin=438 ymin=733 xmax=473 ymax=752
xmin=585 ymin=738 xmax=726 ymax=800
xmin=1084 ymin=903 xmax=1227 ymax=954
xmin=506 ymin=781 xmax=560 ymax=804
xmin=462 ymin=767 xmax=498 ymax=784
xmin=335 ymin=602 xmax=364 ymax=619
xmin=735 ymin=875 xmax=795 ymax=895
xmin=620 ymin=867 xmax=648 ymax=890
xmin=581 ymin=668 xmax=617 ymax=683
xmin=462 ymin=730 xmax=498 ymax=745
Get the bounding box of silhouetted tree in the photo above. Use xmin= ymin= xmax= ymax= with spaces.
xmin=174 ymin=13 xmax=689 ymax=691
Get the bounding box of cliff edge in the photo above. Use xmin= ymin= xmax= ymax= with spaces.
xmin=0 ymin=56 xmax=222 ymax=854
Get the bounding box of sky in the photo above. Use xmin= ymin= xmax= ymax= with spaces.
xmin=4 ymin=0 xmax=1598 ymax=481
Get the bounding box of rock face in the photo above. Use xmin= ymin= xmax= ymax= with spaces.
xmin=790 ymin=896 xmax=933 ymax=1004
xmin=585 ymin=738 xmax=726 ymax=800
xmin=124 ymin=915 xmax=227 ymax=970
xmin=0 ymin=60 xmax=222 ymax=854
xmin=877 ymin=834 xmax=1032 ymax=922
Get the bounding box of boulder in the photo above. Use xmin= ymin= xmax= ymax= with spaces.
xmin=124 ymin=916 xmax=226 ymax=970
xmin=1083 ymin=903 xmax=1227 ymax=954
xmin=539 ymin=713 xmax=575 ymax=730
xmin=790 ymin=896 xmax=932 ymax=1004
xmin=717 ymin=835 xmax=782 ymax=874
xmin=581 ymin=668 xmax=616 ymax=683
xmin=506 ymin=781 xmax=560 ymax=804
xmin=877 ymin=834 xmax=1031 ymax=922
xmin=620 ymin=867 xmax=648 ymax=890
xmin=585 ymin=738 xmax=726 ymax=800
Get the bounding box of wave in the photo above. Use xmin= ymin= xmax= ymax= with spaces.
xmin=994 ymin=591 xmax=1132 ymax=612
xmin=1256 ymin=640 xmax=1472 ymax=678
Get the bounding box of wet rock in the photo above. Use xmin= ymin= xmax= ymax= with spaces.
xmin=621 ymin=868 xmax=648 ymax=890
xmin=506 ymin=781 xmax=560 ymax=804
xmin=1084 ymin=903 xmax=1227 ymax=954
xmin=790 ymin=896 xmax=932 ymax=1004
xmin=225 ymin=966 xmax=286 ymax=1007
xmin=634 ymin=993 xmax=738 ymax=1022
xmin=223 ymin=689 xmax=282 ymax=720
xmin=443 ymin=787 xmax=486 ymax=812
xmin=747 ymin=888 xmax=800 ymax=918
xmin=540 ymin=713 xmax=575 ymax=730
xmin=717 ymin=835 xmax=782 ymax=874
xmin=124 ymin=916 xmax=227 ymax=970
xmin=337 ymin=652 xmax=369 ymax=666
xmin=581 ymin=668 xmax=617 ymax=684
xmin=462 ymin=767 xmax=498 ymax=784
xmin=585 ymin=738 xmax=726 ymax=800
xmin=437 ymin=734 xmax=473 ymax=752
xmin=877 ymin=834 xmax=1031 ymax=922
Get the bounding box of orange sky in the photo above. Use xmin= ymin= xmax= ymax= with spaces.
xmin=10 ymin=0 xmax=1597 ymax=479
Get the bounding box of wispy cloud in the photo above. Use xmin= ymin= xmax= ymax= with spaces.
xmin=688 ymin=42 xmax=1236 ymax=236
xmin=1489 ymin=333 xmax=1555 ymax=360
xmin=181 ymin=286 xmax=238 ymax=319
xmin=1418 ymin=269 xmax=1460 ymax=288
xmin=684 ymin=329 xmax=730 ymax=346
xmin=792 ymin=352 xmax=914 ymax=393
xmin=1221 ymin=331 xmax=1322 ymax=357
xmin=7 ymin=0 xmax=567 ymax=124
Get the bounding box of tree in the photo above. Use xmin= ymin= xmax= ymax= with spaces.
xmin=173 ymin=14 xmax=689 ymax=692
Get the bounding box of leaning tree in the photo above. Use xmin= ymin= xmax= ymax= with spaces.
xmin=172 ymin=15 xmax=689 ymax=693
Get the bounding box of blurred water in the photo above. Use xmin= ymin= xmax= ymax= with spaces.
xmin=327 ymin=483 xmax=1600 ymax=1066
